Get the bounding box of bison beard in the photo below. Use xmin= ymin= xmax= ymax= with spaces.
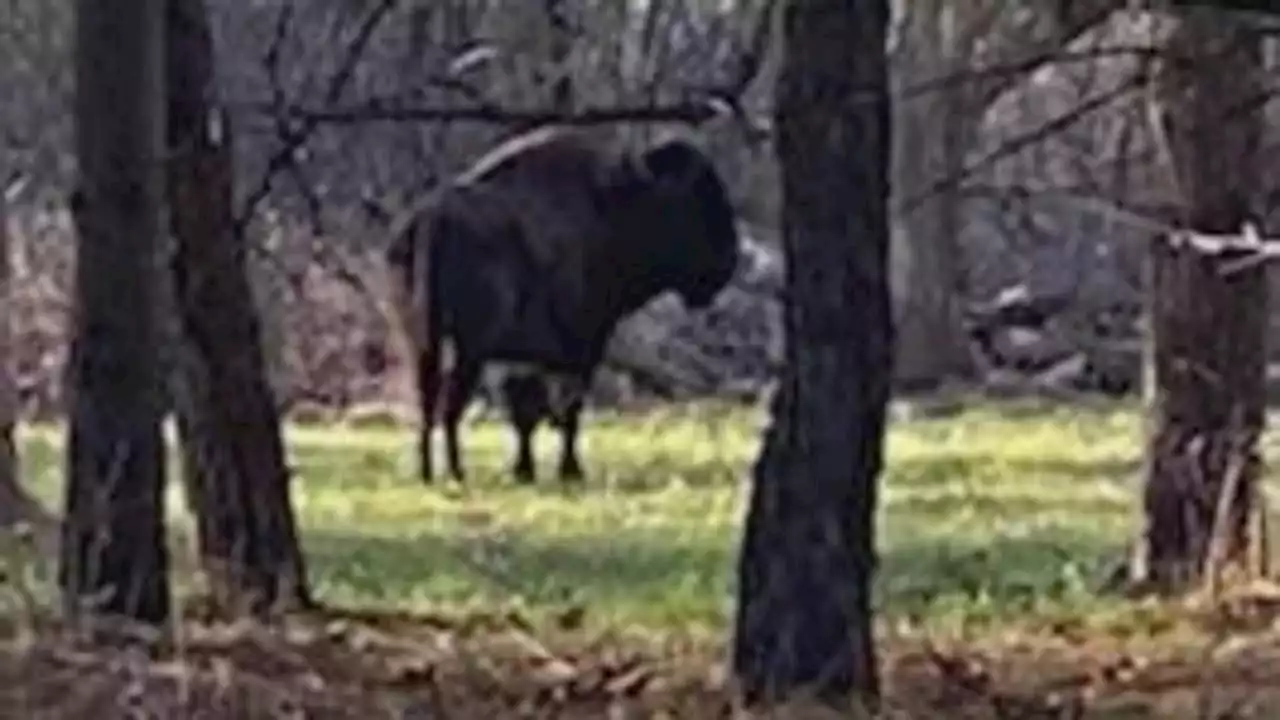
xmin=385 ymin=125 xmax=742 ymax=485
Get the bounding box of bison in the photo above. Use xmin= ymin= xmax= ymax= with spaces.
xmin=383 ymin=124 xmax=742 ymax=485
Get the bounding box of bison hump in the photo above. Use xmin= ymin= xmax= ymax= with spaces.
xmin=458 ymin=125 xmax=615 ymax=186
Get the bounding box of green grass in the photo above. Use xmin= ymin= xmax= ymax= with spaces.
xmin=15 ymin=401 xmax=1172 ymax=638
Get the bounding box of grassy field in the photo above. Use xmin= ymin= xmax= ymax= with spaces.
xmin=10 ymin=399 xmax=1280 ymax=717
xmin=16 ymin=400 xmax=1144 ymax=634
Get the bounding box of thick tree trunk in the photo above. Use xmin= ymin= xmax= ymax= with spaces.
xmin=166 ymin=0 xmax=310 ymax=616
xmin=59 ymin=0 xmax=170 ymax=630
xmin=732 ymin=1 xmax=891 ymax=711
xmin=1136 ymin=9 xmax=1267 ymax=594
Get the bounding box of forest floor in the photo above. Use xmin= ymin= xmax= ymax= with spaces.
xmin=6 ymin=400 xmax=1280 ymax=717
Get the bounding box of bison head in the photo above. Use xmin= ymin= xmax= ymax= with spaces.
xmin=618 ymin=138 xmax=742 ymax=311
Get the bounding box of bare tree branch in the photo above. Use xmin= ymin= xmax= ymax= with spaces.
xmin=233 ymin=0 xmax=399 ymax=234
xmin=231 ymin=0 xmax=777 ymax=148
xmin=899 ymin=43 xmax=1159 ymax=103
xmin=970 ymin=1 xmax=1121 ymax=109
xmin=240 ymin=95 xmax=759 ymax=132
xmin=898 ymin=72 xmax=1144 ymax=214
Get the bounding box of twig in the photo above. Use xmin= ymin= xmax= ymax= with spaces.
xmin=234 ymin=0 xmax=400 ymax=235
xmin=897 ymin=77 xmax=1141 ymax=215
xmin=230 ymin=94 xmax=763 ymax=136
xmin=227 ymin=0 xmax=775 ymax=150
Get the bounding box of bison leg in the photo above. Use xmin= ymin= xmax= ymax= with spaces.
xmin=555 ymin=391 xmax=587 ymax=484
xmin=416 ymin=349 xmax=440 ymax=485
xmin=502 ymin=374 xmax=546 ymax=484
xmin=442 ymin=357 xmax=483 ymax=482
xmin=512 ymin=427 xmax=538 ymax=485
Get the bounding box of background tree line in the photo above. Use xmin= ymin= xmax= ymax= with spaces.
xmin=7 ymin=1 xmax=1280 ymax=423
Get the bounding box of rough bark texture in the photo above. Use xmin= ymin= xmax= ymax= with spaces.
xmin=166 ymin=0 xmax=311 ymax=616
xmin=1137 ymin=9 xmax=1268 ymax=593
xmin=59 ymin=0 xmax=170 ymax=629
xmin=731 ymin=1 xmax=891 ymax=711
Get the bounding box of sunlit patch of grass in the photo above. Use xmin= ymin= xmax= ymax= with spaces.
xmin=13 ymin=400 xmax=1193 ymax=639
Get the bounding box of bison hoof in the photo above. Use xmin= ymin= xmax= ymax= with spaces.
xmin=513 ymin=465 xmax=537 ymax=485
xmin=558 ymin=461 xmax=585 ymax=483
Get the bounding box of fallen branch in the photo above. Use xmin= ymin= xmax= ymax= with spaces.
xmin=1165 ymin=222 xmax=1280 ymax=276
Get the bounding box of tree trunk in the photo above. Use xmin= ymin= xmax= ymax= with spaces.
xmin=59 ymin=0 xmax=170 ymax=631
xmin=890 ymin=2 xmax=977 ymax=394
xmin=165 ymin=0 xmax=310 ymax=617
xmin=1136 ymin=8 xmax=1267 ymax=594
xmin=731 ymin=1 xmax=891 ymax=712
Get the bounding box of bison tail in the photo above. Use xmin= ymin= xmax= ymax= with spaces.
xmin=420 ymin=217 xmax=446 ymax=418
xmin=381 ymin=215 xmax=445 ymax=482
xmin=407 ymin=216 xmax=450 ymax=483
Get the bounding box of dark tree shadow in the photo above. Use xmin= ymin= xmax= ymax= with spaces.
xmin=301 ymin=519 xmax=1129 ymax=631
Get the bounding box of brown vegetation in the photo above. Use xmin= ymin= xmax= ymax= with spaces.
xmin=7 ymin=600 xmax=1280 ymax=719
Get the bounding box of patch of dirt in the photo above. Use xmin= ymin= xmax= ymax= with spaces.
xmin=7 ymin=604 xmax=1280 ymax=719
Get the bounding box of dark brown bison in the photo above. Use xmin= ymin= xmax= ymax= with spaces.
xmin=384 ymin=125 xmax=742 ymax=485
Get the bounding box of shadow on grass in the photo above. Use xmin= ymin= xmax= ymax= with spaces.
xmin=301 ymin=521 xmax=1126 ymax=632
xmin=879 ymin=531 xmax=1124 ymax=622
xmin=304 ymin=528 xmax=732 ymax=623
xmin=291 ymin=443 xmax=748 ymax=496
xmin=291 ymin=449 xmax=1141 ymax=501
xmin=890 ymin=493 xmax=1129 ymax=519
xmin=887 ymin=453 xmax=1140 ymax=486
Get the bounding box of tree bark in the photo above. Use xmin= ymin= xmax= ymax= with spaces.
xmin=1136 ymin=8 xmax=1268 ymax=594
xmin=59 ymin=0 xmax=171 ymax=630
xmin=731 ymin=1 xmax=891 ymax=711
xmin=165 ymin=0 xmax=311 ymax=616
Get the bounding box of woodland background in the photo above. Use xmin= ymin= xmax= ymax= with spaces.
xmin=11 ymin=1 xmax=1277 ymax=420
